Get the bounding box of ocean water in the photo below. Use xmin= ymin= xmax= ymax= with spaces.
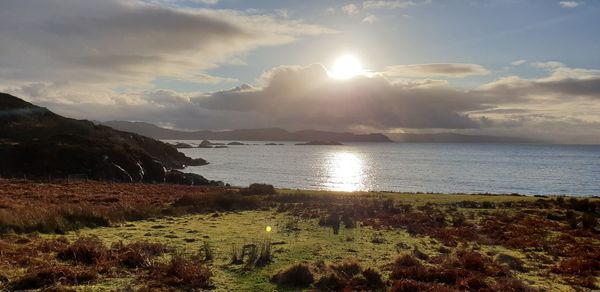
xmin=173 ymin=141 xmax=600 ymax=196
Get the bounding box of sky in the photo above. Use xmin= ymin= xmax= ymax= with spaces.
xmin=1 ymin=0 xmax=600 ymax=143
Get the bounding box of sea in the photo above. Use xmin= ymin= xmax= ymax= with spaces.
xmin=171 ymin=141 xmax=600 ymax=196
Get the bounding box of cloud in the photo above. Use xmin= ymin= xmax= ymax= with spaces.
xmin=559 ymin=1 xmax=580 ymax=8
xmin=9 ymin=61 xmax=600 ymax=143
xmin=0 ymin=0 xmax=332 ymax=92
xmin=363 ymin=1 xmax=416 ymax=9
xmin=362 ymin=14 xmax=379 ymax=24
xmin=383 ymin=63 xmax=490 ymax=78
xmin=510 ymin=60 xmax=527 ymax=66
xmin=341 ymin=4 xmax=360 ymax=15
xmin=193 ymin=73 xmax=239 ymax=84
xmin=195 ymin=64 xmax=489 ymax=130
xmin=479 ymin=74 xmax=600 ymax=101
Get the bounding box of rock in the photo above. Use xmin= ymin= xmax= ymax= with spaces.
xmin=227 ymin=141 xmax=246 ymax=145
xmin=140 ymin=157 xmax=167 ymax=182
xmin=295 ymin=141 xmax=343 ymax=145
xmin=173 ymin=142 xmax=193 ymax=148
xmin=165 ymin=170 xmax=214 ymax=185
xmin=198 ymin=140 xmax=214 ymax=148
xmin=110 ymin=163 xmax=133 ymax=182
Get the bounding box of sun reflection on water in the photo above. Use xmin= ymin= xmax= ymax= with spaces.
xmin=325 ymin=152 xmax=365 ymax=192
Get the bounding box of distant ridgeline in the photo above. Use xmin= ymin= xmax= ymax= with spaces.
xmin=0 ymin=93 xmax=219 ymax=185
xmin=103 ymin=121 xmax=393 ymax=142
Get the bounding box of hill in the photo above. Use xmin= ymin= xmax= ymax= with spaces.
xmin=0 ymin=93 xmax=215 ymax=184
xmin=103 ymin=121 xmax=393 ymax=142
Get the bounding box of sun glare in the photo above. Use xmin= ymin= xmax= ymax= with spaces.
xmin=326 ymin=152 xmax=365 ymax=192
xmin=329 ymin=54 xmax=364 ymax=79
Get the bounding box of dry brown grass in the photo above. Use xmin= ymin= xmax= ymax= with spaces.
xmin=145 ymin=253 xmax=213 ymax=290
xmin=0 ymin=179 xmax=245 ymax=234
xmin=0 ymin=234 xmax=175 ymax=290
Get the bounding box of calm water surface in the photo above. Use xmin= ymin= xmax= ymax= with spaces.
xmin=173 ymin=141 xmax=600 ymax=196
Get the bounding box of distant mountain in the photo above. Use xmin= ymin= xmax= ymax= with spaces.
xmin=102 ymin=121 xmax=393 ymax=142
xmin=389 ymin=132 xmax=540 ymax=144
xmin=0 ymin=93 xmax=216 ymax=184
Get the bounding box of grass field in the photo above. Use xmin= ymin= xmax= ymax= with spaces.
xmin=0 ymin=180 xmax=599 ymax=291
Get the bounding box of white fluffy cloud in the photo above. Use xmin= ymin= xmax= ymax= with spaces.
xmin=510 ymin=60 xmax=527 ymax=66
xmin=559 ymin=1 xmax=580 ymax=8
xmin=341 ymin=4 xmax=360 ymax=15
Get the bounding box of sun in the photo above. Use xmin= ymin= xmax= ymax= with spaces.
xmin=329 ymin=54 xmax=364 ymax=79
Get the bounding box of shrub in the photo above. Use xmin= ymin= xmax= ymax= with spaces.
xmin=112 ymin=241 xmax=166 ymax=268
xmin=56 ymin=237 xmax=108 ymax=265
xmin=569 ymin=198 xmax=597 ymax=213
xmin=456 ymin=250 xmax=487 ymax=272
xmin=361 ymin=268 xmax=385 ymax=290
xmin=329 ymin=214 xmax=341 ymax=234
xmin=11 ymin=265 xmax=96 ymax=290
xmin=255 ymin=240 xmax=272 ymax=267
xmin=552 ymin=257 xmax=598 ymax=276
xmin=581 ymin=213 xmax=598 ymax=230
xmin=314 ymin=273 xmax=345 ymax=291
xmin=341 ymin=213 xmax=355 ymax=228
xmin=147 ymin=253 xmax=212 ymax=289
xmin=491 ymin=277 xmax=534 ymax=291
xmin=230 ymin=244 xmax=243 ymax=265
xmin=495 ymin=253 xmax=527 ymax=272
xmin=241 ymin=183 xmax=276 ymax=195
xmin=331 ymin=260 xmax=362 ymax=278
xmin=394 ymin=253 xmax=420 ymax=268
xmin=202 ymin=241 xmax=214 ymax=262
xmin=391 ymin=279 xmax=453 ymax=292
xmin=271 ymin=263 xmax=314 ymax=287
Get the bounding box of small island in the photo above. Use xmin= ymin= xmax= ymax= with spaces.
xmin=295 ymin=141 xmax=343 ymax=146
xmin=198 ymin=140 xmax=227 ymax=148
xmin=227 ymin=141 xmax=247 ymax=145
xmin=173 ymin=142 xmax=194 ymax=148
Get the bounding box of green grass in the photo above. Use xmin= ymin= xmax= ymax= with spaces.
xmin=50 ymin=209 xmax=433 ymax=290
xmin=2 ymin=184 xmax=598 ymax=291
xmin=45 ymin=206 xmax=579 ymax=291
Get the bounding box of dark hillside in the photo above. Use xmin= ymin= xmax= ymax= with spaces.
xmin=0 ymin=93 xmax=213 ymax=184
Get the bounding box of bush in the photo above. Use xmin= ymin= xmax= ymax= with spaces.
xmin=361 ymin=268 xmax=385 ymax=290
xmin=581 ymin=213 xmax=598 ymax=230
xmin=57 ymin=237 xmax=108 ymax=265
xmin=331 ymin=261 xmax=362 ymax=278
xmin=495 ymin=253 xmax=527 ymax=272
xmin=271 ymin=263 xmax=314 ymax=287
xmin=11 ymin=265 xmax=96 ymax=290
xmin=202 ymin=241 xmax=214 ymax=262
xmin=491 ymin=277 xmax=535 ymax=291
xmin=112 ymin=241 xmax=166 ymax=268
xmin=391 ymin=279 xmax=453 ymax=292
xmin=241 ymin=183 xmax=276 ymax=195
xmin=314 ymin=273 xmax=345 ymax=291
xmin=147 ymin=253 xmax=212 ymax=289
